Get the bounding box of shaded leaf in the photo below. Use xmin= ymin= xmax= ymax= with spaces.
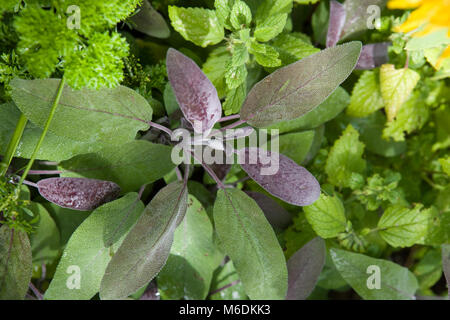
xmin=356 ymin=43 xmax=390 ymax=70
xmin=100 ymin=181 xmax=188 ymax=300
xmin=239 ymin=147 xmax=321 ymax=206
xmin=167 ymin=48 xmax=222 ymax=134
xmin=330 ymin=248 xmax=418 ymax=300
xmin=37 ymin=177 xmax=121 ymax=211
xmin=213 ymin=188 xmax=288 ymax=299
xmin=442 ymin=244 xmax=450 ymax=297
xmin=245 ymin=191 xmax=292 ymax=230
xmin=240 ymin=42 xmax=361 ymax=127
xmin=286 ymin=237 xmax=326 ymax=300
xmin=10 ymin=78 xmax=152 ymax=145
xmin=209 ymin=260 xmax=247 ymax=300
xmin=326 ymin=0 xmax=346 ymax=48
xmin=0 ymin=226 xmax=32 ymax=300
xmin=44 ymin=193 xmax=144 ymax=300
xmin=130 ymin=0 xmax=170 ymax=38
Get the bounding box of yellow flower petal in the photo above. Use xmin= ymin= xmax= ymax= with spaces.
xmin=388 ymin=0 xmax=424 ymax=9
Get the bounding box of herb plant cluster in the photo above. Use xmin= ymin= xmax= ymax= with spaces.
xmin=0 ymin=0 xmax=449 ymax=301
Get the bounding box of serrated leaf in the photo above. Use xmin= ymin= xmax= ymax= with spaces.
xmin=223 ymin=80 xmax=247 ymax=114
xmin=245 ymin=191 xmax=292 ymax=230
xmin=37 ymin=177 xmax=121 ymax=211
xmin=0 ymin=226 xmax=32 ymax=300
xmin=10 ymin=79 xmax=152 ymax=145
xmin=230 ymin=0 xmax=252 ymax=30
xmin=213 ymin=188 xmax=288 ymax=299
xmin=325 ymin=124 xmax=366 ymax=188
xmin=157 ymin=195 xmax=222 ymax=300
xmin=356 ymin=43 xmax=390 ymax=70
xmin=214 ymin=0 xmax=235 ymax=30
xmin=254 ymin=13 xmax=287 ymax=42
xmin=225 ymin=63 xmax=248 ymax=90
xmin=266 ymin=86 xmax=349 ymax=134
xmin=326 ymin=0 xmax=346 ymax=48
xmin=378 ymin=204 xmax=433 ymax=247
xmin=239 ymin=147 xmax=321 ymax=206
xmin=130 ymin=0 xmax=170 ymax=38
xmin=379 ymin=64 xmax=420 ymax=121
xmin=303 ymin=193 xmax=347 ymax=238
xmin=167 ymin=48 xmax=222 ymax=134
xmin=406 ymin=29 xmax=450 ymax=52
xmin=100 ymin=182 xmax=188 ymax=300
xmin=168 ymin=6 xmax=224 ymax=47
xmin=241 ymin=42 xmax=361 ymax=127
xmin=347 ymin=70 xmax=384 ymax=117
xmin=286 ymin=237 xmax=326 ymax=300
xmin=59 ymin=140 xmax=175 ymax=193
xmin=255 ymin=0 xmax=293 ymax=23
xmin=271 ymin=33 xmax=320 ymax=68
xmin=29 ymin=202 xmax=60 ymax=264
xmin=382 ymin=91 xmax=428 ymax=141
xmin=330 ymin=248 xmax=418 ymax=300
xmin=44 ymin=193 xmax=144 ymax=300
xmin=248 ymin=41 xmax=282 ymax=68
xmin=231 ymin=43 xmax=249 ymax=66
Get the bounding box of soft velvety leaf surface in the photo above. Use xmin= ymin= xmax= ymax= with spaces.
xmin=240 ymin=42 xmax=361 ymax=127
xmin=168 ymin=6 xmax=224 ymax=47
xmin=167 ymin=48 xmax=222 ymax=134
xmin=130 ymin=0 xmax=170 ymax=38
xmin=37 ymin=177 xmax=121 ymax=211
xmin=44 ymin=193 xmax=144 ymax=300
xmin=59 ymin=140 xmax=175 ymax=193
xmin=356 ymin=43 xmax=390 ymax=70
xmin=157 ymin=195 xmax=223 ymax=300
xmin=0 ymin=102 xmax=98 ymax=161
xmin=265 ymin=86 xmax=349 ymax=133
xmin=303 ymin=193 xmax=347 ymax=238
xmin=100 ymin=181 xmax=188 ymax=300
xmin=286 ymin=237 xmax=326 ymax=300
xmin=325 ymin=124 xmax=366 ymax=188
xmin=442 ymin=244 xmax=450 ymax=297
xmin=326 ymin=0 xmax=346 ymax=48
xmin=239 ymin=147 xmax=321 ymax=206
xmin=10 ymin=78 xmax=152 ymax=145
xmin=330 ymin=248 xmax=418 ymax=300
xmin=245 ymin=191 xmax=292 ymax=230
xmin=0 ymin=226 xmax=32 ymax=300
xmin=378 ymin=205 xmax=433 ymax=247
xmin=379 ymin=64 xmax=420 ymax=121
xmin=213 ymin=189 xmax=288 ymax=299
xmin=347 ymin=70 xmax=384 ymax=117
xmin=29 ymin=202 xmax=61 ymax=264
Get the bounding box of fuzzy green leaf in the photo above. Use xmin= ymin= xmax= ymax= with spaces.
xmin=254 ymin=14 xmax=288 ymax=42
xmin=347 ymin=70 xmax=384 ymax=118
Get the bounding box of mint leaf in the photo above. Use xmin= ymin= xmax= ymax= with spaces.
xmin=203 ymin=47 xmax=231 ymax=98
xmin=325 ymin=124 xmax=366 ymax=188
xmin=230 ymin=0 xmax=252 ymax=30
xmin=379 ymin=64 xmax=420 ymax=121
xmin=225 ymin=63 xmax=248 ymax=90
xmin=304 ymin=193 xmax=347 ymax=238
xmin=223 ymin=80 xmax=247 ymax=115
xmin=271 ymin=33 xmax=320 ymax=67
xmin=378 ymin=204 xmax=433 ymax=247
xmin=254 ymin=14 xmax=288 ymax=42
xmin=168 ymin=6 xmax=224 ymax=47
xmin=347 ymin=70 xmax=384 ymax=118
xmin=248 ymin=41 xmax=281 ymax=68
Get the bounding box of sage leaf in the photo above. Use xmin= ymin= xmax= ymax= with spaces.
xmin=0 ymin=226 xmax=32 ymax=300
xmin=166 ymin=48 xmax=222 ymax=134
xmin=157 ymin=195 xmax=223 ymax=300
xmin=330 ymin=248 xmax=418 ymax=300
xmin=209 ymin=260 xmax=247 ymax=300
xmin=326 ymin=0 xmax=346 ymax=48
xmin=239 ymin=147 xmax=321 ymax=206
xmin=100 ymin=181 xmax=188 ymax=300
xmin=37 ymin=177 xmax=121 ymax=211
xmin=286 ymin=237 xmax=326 ymax=300
xmin=59 ymin=140 xmax=175 ymax=193
xmin=240 ymin=42 xmax=361 ymax=127
xmin=44 ymin=193 xmax=144 ymax=300
xmin=10 ymin=78 xmax=152 ymax=145
xmin=245 ymin=191 xmax=292 ymax=230
xmin=356 ymin=43 xmax=390 ymax=70
xmin=130 ymin=0 xmax=170 ymax=38
xmin=213 ymin=188 xmax=288 ymax=299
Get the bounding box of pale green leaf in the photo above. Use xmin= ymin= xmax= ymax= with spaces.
xmin=203 ymin=47 xmax=231 ymax=98
xmin=248 ymin=41 xmax=281 ymax=68
xmin=225 ymin=63 xmax=247 ymax=90
xmin=271 ymin=33 xmax=320 ymax=67
xmin=347 ymin=70 xmax=384 ymax=118
xmin=223 ymin=80 xmax=247 ymax=115
xmin=230 ymin=0 xmax=252 ymax=30
xmin=254 ymin=14 xmax=287 ymax=42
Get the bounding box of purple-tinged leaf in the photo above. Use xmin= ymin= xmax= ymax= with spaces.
xmin=37 ymin=177 xmax=121 ymax=211
xmin=239 ymin=148 xmax=321 ymax=206
xmin=166 ymin=48 xmax=222 ymax=134
xmin=326 ymin=0 xmax=346 ymax=48
xmin=286 ymin=237 xmax=326 ymax=300
xmin=245 ymin=191 xmax=292 ymax=230
xmin=442 ymin=244 xmax=450 ymax=298
xmin=355 ymin=43 xmax=390 ymax=70
xmin=240 ymin=42 xmax=361 ymax=128
xmin=130 ymin=0 xmax=170 ymax=39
